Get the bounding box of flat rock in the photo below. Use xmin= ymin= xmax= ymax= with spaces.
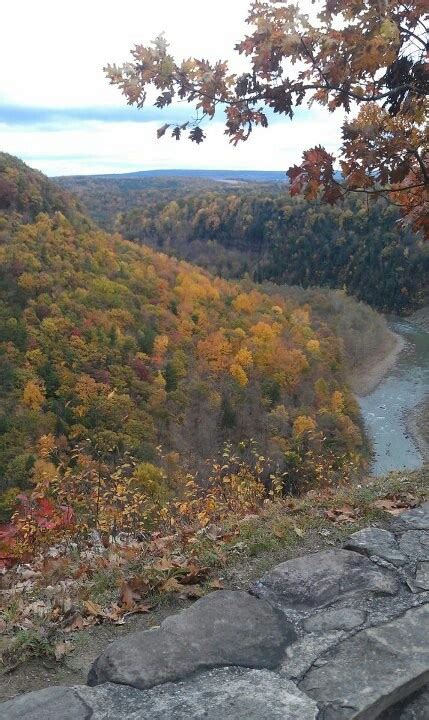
xmin=344 ymin=527 xmax=407 ymax=566
xmin=303 ymin=607 xmax=366 ymax=633
xmin=0 ymin=686 xmax=92 ymax=720
xmin=252 ymin=549 xmax=399 ymax=615
xmin=391 ymin=502 xmax=429 ymax=532
xmin=399 ymin=530 xmax=429 ymax=561
xmin=88 ymin=590 xmax=296 ymax=689
xmin=300 ymin=603 xmax=429 ymax=719
xmin=1 ymin=669 xmax=319 ymax=720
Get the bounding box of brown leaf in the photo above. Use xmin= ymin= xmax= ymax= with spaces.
xmin=54 ymin=641 xmax=74 ymax=661
xmin=119 ymin=581 xmax=142 ymax=609
xmin=64 ymin=613 xmax=85 ymax=633
xmin=373 ymin=499 xmax=408 ymax=515
xmin=324 ymin=506 xmax=357 ymax=524
xmin=123 ymin=603 xmax=152 ymax=617
xmin=151 ymin=557 xmax=177 ymax=572
xmin=178 ymin=564 xmax=209 ymax=585
xmin=178 ymin=584 xmax=205 ymax=599
xmin=83 ymin=600 xmax=104 ymax=618
xmin=161 ymin=577 xmax=183 ymax=593
xmin=209 ymin=578 xmax=224 ymax=590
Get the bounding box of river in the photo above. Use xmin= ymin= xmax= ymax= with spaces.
xmin=359 ymin=319 xmax=429 ymax=475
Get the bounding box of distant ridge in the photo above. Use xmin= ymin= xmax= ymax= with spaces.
xmin=56 ymin=168 xmax=288 ymax=184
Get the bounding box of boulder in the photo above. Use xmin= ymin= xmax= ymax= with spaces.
xmin=300 ymin=603 xmax=429 ymax=719
xmin=344 ymin=527 xmax=407 ymax=566
xmin=88 ymin=590 xmax=296 ymax=689
xmin=252 ymin=549 xmax=399 ymax=615
xmin=1 ymin=669 xmax=319 ymax=720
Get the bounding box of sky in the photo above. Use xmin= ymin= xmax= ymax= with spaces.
xmin=0 ymin=0 xmax=345 ymax=176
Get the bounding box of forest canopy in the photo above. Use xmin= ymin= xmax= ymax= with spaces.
xmin=58 ymin=175 xmax=429 ymax=314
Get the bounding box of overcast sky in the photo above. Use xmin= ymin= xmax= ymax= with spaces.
xmin=1 ymin=0 xmax=344 ymax=176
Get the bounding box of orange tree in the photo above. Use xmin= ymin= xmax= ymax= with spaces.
xmin=105 ymin=0 xmax=428 ymax=237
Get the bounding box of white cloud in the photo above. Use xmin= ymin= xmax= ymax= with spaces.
xmin=0 ymin=108 xmax=344 ymax=176
xmin=0 ymin=0 xmax=343 ymax=175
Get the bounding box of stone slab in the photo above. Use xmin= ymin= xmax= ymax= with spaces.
xmin=252 ymin=549 xmax=399 ymax=616
xmin=399 ymin=530 xmax=429 ymax=561
xmin=88 ymin=590 xmax=296 ymax=689
xmin=300 ymin=603 xmax=429 ymax=719
xmin=379 ymin=685 xmax=429 ymax=719
xmin=415 ymin=562 xmax=429 ymax=590
xmin=344 ymin=527 xmax=407 ymax=566
xmin=391 ymin=503 xmax=429 ymax=532
xmin=1 ymin=669 xmax=319 ymax=720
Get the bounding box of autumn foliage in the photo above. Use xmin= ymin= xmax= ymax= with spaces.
xmin=105 ymin=0 xmax=428 ymax=237
xmin=0 ymin=153 xmax=364 ymax=569
xmin=63 ymin=179 xmax=427 ymax=314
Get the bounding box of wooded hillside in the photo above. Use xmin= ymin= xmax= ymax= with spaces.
xmin=57 ymin=176 xmax=428 ymax=313
xmin=0 ymin=154 xmax=364 ymax=531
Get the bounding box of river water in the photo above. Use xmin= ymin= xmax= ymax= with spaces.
xmin=359 ymin=319 xmax=429 ymax=475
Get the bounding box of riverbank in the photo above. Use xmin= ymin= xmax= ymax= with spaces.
xmin=409 ymin=305 xmax=429 ymax=331
xmin=407 ymin=307 xmax=429 ymax=460
xmin=356 ymin=313 xmax=428 ymax=475
xmin=407 ymin=399 xmax=429 ymax=464
xmin=348 ymin=329 xmax=406 ymax=398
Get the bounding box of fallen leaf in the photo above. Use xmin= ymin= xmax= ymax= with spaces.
xmin=64 ymin=613 xmax=86 ymax=632
xmin=293 ymin=526 xmax=304 ymax=537
xmin=122 ymin=604 xmax=152 ymax=619
xmin=54 ymin=640 xmax=74 ymax=661
xmin=324 ymin=506 xmax=357 ymax=523
xmin=83 ymin=600 xmax=104 ymax=618
xmin=151 ymin=557 xmax=177 ymax=572
xmin=209 ymin=578 xmax=224 ymax=590
xmin=178 ymin=584 xmax=205 ymax=599
xmin=373 ymin=499 xmax=408 ymax=515
xmin=177 ymin=564 xmax=209 ymax=585
xmin=161 ymin=577 xmax=183 ymax=593
xmin=119 ymin=581 xmax=142 ymax=609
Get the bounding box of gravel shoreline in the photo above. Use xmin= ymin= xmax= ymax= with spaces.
xmin=349 ymin=329 xmax=406 ymax=398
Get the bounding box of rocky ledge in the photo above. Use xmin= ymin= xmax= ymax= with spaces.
xmin=2 ymin=502 xmax=429 ymax=719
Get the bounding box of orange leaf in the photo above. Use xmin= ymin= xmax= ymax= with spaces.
xmin=119 ymin=581 xmax=141 ymax=609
